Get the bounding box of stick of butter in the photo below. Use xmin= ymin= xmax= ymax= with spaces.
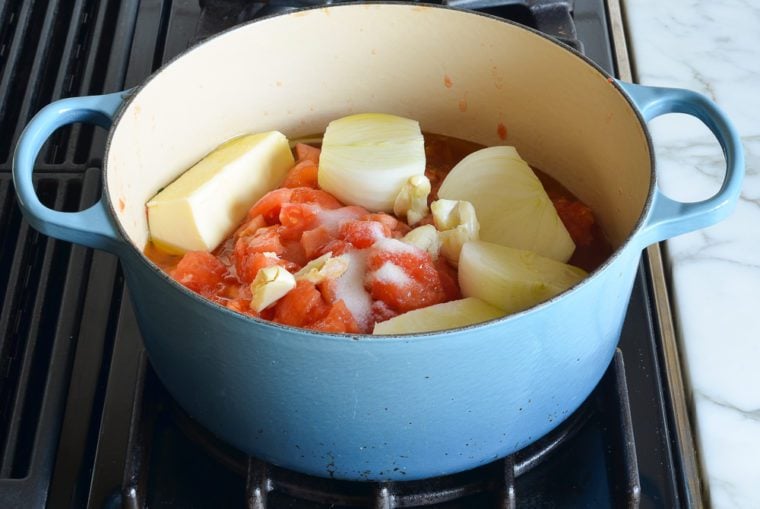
xmin=147 ymin=131 xmax=294 ymax=254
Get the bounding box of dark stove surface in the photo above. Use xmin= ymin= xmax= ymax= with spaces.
xmin=0 ymin=1 xmax=687 ymax=507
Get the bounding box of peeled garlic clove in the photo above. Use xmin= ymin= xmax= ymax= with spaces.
xmin=431 ymin=199 xmax=480 ymax=265
xmin=393 ymin=175 xmax=431 ymax=226
xmin=294 ymin=252 xmax=349 ymax=284
xmin=318 ymin=113 xmax=426 ymax=212
xmin=458 ymin=240 xmax=586 ymax=315
xmin=438 ymin=146 xmax=575 ymax=262
xmin=250 ymin=266 xmax=296 ymax=312
xmin=402 ymin=224 xmax=441 ymax=259
xmin=373 ymin=297 xmax=505 ymax=335
xmin=430 ymin=199 xmax=459 ymax=230
xmin=439 ymin=226 xmax=475 ymax=265
xmin=431 ymin=199 xmax=479 ymax=234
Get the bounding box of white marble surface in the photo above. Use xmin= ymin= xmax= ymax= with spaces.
xmin=624 ymin=1 xmax=760 ymax=507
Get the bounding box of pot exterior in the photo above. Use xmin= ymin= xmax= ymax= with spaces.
xmin=123 ymin=243 xmax=641 ymax=481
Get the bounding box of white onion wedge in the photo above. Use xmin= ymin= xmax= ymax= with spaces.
xmin=458 ymin=241 xmax=586 ymax=315
xmin=372 ymin=297 xmax=505 ymax=335
xmin=438 ymin=146 xmax=575 ymax=262
xmin=318 ymin=113 xmax=425 ymax=212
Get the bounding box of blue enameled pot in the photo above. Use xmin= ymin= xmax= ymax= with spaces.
xmin=12 ymin=4 xmax=743 ymax=481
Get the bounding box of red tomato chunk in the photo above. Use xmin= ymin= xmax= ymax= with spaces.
xmin=552 ymin=197 xmax=595 ymax=247
xmin=282 ymin=160 xmax=319 ymax=188
xmin=366 ymin=239 xmax=447 ymax=313
xmin=171 ymin=252 xmax=226 ymax=297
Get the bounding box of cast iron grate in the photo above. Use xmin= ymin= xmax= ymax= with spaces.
xmin=0 ymin=0 xmax=156 ymax=171
xmin=0 ymin=171 xmax=102 ymax=508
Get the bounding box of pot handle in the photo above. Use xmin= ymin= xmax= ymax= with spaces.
xmin=618 ymin=81 xmax=744 ymax=248
xmin=13 ymin=91 xmax=128 ymax=254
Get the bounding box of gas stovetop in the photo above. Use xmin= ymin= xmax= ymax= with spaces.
xmin=0 ymin=1 xmax=694 ymax=507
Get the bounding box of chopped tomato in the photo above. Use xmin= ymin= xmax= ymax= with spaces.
xmin=367 ymin=269 xmax=445 ymax=313
xmin=393 ymin=222 xmax=412 ymax=237
xmin=363 ymin=213 xmax=400 ymax=231
xmin=317 ymin=205 xmax=371 ymax=234
xmin=282 ymin=160 xmax=319 ymax=188
xmin=214 ymin=279 xmax=250 ymax=301
xmin=248 ymin=188 xmax=293 ymax=223
xmin=279 ymin=203 xmax=319 ymax=240
xmin=234 ymin=226 xmax=285 ymax=282
xmin=172 ymin=251 xmax=226 ymax=294
xmin=435 ymin=258 xmax=461 ymax=301
xmin=234 ymin=251 xmax=278 ymax=285
xmin=308 ymin=300 xmax=360 ymax=333
xmin=294 ymin=143 xmax=321 ymax=164
xmin=234 ymin=214 xmax=267 ymax=240
xmin=213 ymin=236 xmax=235 ymax=266
xmin=361 ymin=213 xmax=411 ymax=237
xmin=236 ymin=225 xmax=284 ymax=253
xmin=291 ymin=187 xmax=342 ymax=209
xmin=368 ymin=243 xmax=435 ymax=283
xmin=366 ymin=241 xmax=446 ymax=313
xmin=553 ymin=197 xmax=596 ymax=247
xmin=273 ymin=280 xmax=330 ymax=327
xmin=301 ymin=225 xmax=336 ymax=259
xmin=318 ymin=278 xmax=339 ymax=304
xmin=371 ymin=300 xmax=398 ymax=324
xmin=281 ymin=239 xmax=307 ymax=268
xmin=226 ymin=298 xmax=262 ymax=318
xmin=316 ymin=239 xmax=352 ymax=258
xmin=338 ymin=220 xmax=391 ymax=249
xmin=226 ymin=298 xmax=249 ymax=313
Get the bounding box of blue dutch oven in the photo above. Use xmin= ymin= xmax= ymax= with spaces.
xmin=12 ymin=4 xmax=742 ymax=481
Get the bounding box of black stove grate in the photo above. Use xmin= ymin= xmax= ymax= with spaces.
xmin=0 ymin=0 xmax=135 ymax=169
xmin=0 ymin=170 xmax=99 ymax=508
xmin=0 ymin=1 xmax=687 ymax=507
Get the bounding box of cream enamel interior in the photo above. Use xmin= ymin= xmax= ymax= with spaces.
xmin=106 ymin=4 xmax=651 ymax=252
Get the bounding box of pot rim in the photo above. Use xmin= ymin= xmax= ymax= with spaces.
xmin=102 ymin=2 xmax=656 ymax=341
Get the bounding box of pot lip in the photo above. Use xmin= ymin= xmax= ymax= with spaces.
xmin=102 ymin=1 xmax=656 ymax=342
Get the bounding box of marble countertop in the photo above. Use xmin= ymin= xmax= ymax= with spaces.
xmin=623 ymin=1 xmax=760 ymax=507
